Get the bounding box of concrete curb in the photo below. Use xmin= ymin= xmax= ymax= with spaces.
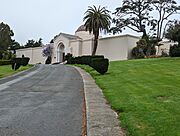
xmin=74 ymin=66 xmax=125 ymax=136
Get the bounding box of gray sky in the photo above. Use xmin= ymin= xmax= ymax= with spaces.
xmin=0 ymin=0 xmax=180 ymax=45
xmin=0 ymin=0 xmax=120 ymax=44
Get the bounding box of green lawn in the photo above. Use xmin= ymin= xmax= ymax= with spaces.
xmin=76 ymin=58 xmax=180 ymax=136
xmin=0 ymin=65 xmax=33 ymax=78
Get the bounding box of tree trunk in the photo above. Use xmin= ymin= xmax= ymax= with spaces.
xmin=142 ymin=29 xmax=147 ymax=39
xmin=92 ymin=34 xmax=99 ymax=56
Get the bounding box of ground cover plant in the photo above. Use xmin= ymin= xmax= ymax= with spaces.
xmin=77 ymin=58 xmax=180 ymax=136
xmin=0 ymin=65 xmax=33 ymax=78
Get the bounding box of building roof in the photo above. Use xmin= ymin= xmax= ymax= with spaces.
xmin=54 ymin=33 xmax=81 ymax=41
xmin=99 ymin=34 xmax=140 ymax=40
xmin=75 ymin=25 xmax=86 ymax=32
xmin=61 ymin=33 xmax=81 ymax=39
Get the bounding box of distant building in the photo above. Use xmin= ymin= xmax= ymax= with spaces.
xmin=156 ymin=39 xmax=177 ymax=56
xmin=16 ymin=25 xmax=174 ymax=64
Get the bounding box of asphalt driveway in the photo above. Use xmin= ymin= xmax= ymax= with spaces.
xmin=0 ymin=64 xmax=84 ymax=136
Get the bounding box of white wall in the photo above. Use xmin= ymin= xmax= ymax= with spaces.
xmin=127 ymin=35 xmax=140 ymax=58
xmin=96 ymin=35 xmax=139 ymax=61
xmin=70 ymin=40 xmax=82 ymax=57
xmin=16 ymin=47 xmax=46 ymax=64
xmin=156 ymin=41 xmax=176 ymax=55
xmin=81 ymin=39 xmax=93 ymax=55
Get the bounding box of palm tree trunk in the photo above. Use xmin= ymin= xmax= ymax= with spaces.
xmin=92 ymin=34 xmax=99 ymax=56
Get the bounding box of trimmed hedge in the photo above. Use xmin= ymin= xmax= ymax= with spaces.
xmin=12 ymin=62 xmax=21 ymax=70
xmin=11 ymin=57 xmax=30 ymax=70
xmin=66 ymin=55 xmax=104 ymax=65
xmin=0 ymin=60 xmax=12 ymax=66
xmin=45 ymin=56 xmax=52 ymax=64
xmin=65 ymin=53 xmax=72 ymax=63
xmin=21 ymin=57 xmax=30 ymax=66
xmin=65 ymin=54 xmax=109 ymax=74
xmin=91 ymin=58 xmax=109 ymax=74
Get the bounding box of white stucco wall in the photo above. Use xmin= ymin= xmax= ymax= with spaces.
xmin=96 ymin=35 xmax=139 ymax=61
xmin=126 ymin=35 xmax=140 ymax=58
xmin=156 ymin=40 xmax=177 ymax=55
xmin=81 ymin=39 xmax=93 ymax=56
xmin=70 ymin=40 xmax=82 ymax=57
xmin=16 ymin=47 xmax=46 ymax=64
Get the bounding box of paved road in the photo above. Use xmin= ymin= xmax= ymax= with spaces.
xmin=0 ymin=64 xmax=84 ymax=136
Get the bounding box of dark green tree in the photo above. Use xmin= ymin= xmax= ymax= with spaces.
xmin=151 ymin=0 xmax=180 ymax=41
xmin=0 ymin=22 xmax=15 ymax=59
xmin=24 ymin=39 xmax=35 ymax=48
xmin=34 ymin=38 xmax=42 ymax=47
xmin=24 ymin=38 xmax=42 ymax=48
xmin=112 ymin=0 xmax=180 ymax=41
xmin=112 ymin=0 xmax=155 ymax=36
xmin=165 ymin=21 xmax=180 ymax=57
xmin=165 ymin=20 xmax=180 ymax=45
xmin=83 ymin=5 xmax=111 ymax=56
xmin=9 ymin=41 xmax=21 ymax=50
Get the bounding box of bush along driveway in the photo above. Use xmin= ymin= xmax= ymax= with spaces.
xmin=76 ymin=57 xmax=180 ymax=136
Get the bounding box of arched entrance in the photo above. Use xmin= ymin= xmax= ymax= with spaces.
xmin=57 ymin=43 xmax=65 ymax=63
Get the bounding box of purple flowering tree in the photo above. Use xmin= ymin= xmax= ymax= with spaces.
xmin=42 ymin=44 xmax=53 ymax=64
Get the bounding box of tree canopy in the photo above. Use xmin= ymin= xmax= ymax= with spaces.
xmin=0 ymin=22 xmax=15 ymax=51
xmin=165 ymin=20 xmax=180 ymax=45
xmin=24 ymin=38 xmax=42 ymax=48
xmin=112 ymin=0 xmax=154 ymax=36
xmin=151 ymin=0 xmax=180 ymax=41
xmin=112 ymin=0 xmax=180 ymax=41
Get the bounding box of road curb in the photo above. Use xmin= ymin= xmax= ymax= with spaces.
xmin=74 ymin=66 xmax=125 ymax=136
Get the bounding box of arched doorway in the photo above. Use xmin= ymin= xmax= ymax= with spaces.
xmin=57 ymin=43 xmax=65 ymax=63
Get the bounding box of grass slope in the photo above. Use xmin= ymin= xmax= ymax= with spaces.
xmin=0 ymin=65 xmax=33 ymax=78
xmin=77 ymin=58 xmax=180 ymax=136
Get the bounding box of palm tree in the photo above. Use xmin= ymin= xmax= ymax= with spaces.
xmin=83 ymin=5 xmax=111 ymax=56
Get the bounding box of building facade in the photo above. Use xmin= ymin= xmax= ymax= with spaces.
xmin=16 ymin=25 xmax=141 ymax=64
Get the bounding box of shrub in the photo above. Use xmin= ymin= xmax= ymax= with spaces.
xmin=132 ymin=39 xmax=147 ymax=59
xmin=132 ymin=46 xmax=145 ymax=59
xmin=45 ymin=56 xmax=52 ymax=64
xmin=74 ymin=56 xmax=82 ymax=64
xmin=21 ymin=57 xmax=30 ymax=66
xmin=80 ymin=56 xmax=92 ymax=65
xmin=89 ymin=55 xmax=104 ymax=66
xmin=11 ymin=62 xmax=21 ymax=70
xmin=91 ymin=58 xmax=109 ymax=75
xmin=67 ymin=55 xmax=104 ymax=65
xmin=169 ymin=44 xmax=180 ymax=57
xmin=65 ymin=53 xmax=73 ymax=64
xmin=11 ymin=57 xmax=30 ymax=70
xmin=0 ymin=60 xmax=12 ymax=66
xmin=67 ymin=55 xmax=108 ymax=74
xmin=11 ymin=58 xmax=22 ymax=70
xmin=67 ymin=57 xmax=75 ymax=64
xmin=132 ymin=38 xmax=156 ymax=59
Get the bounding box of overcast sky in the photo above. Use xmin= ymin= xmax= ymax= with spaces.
xmin=0 ymin=0 xmax=180 ymax=45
